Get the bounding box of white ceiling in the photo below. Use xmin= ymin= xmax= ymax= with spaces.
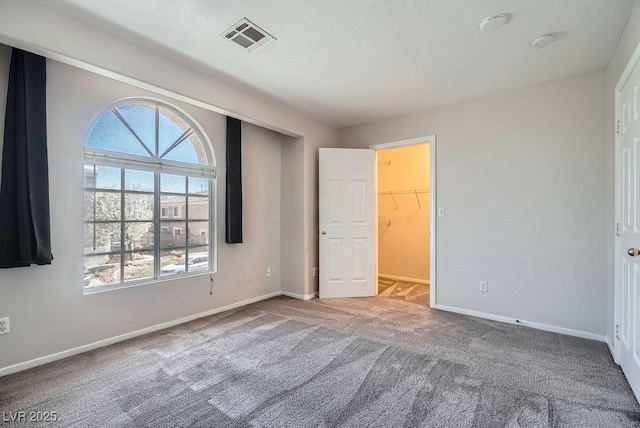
xmin=43 ymin=0 xmax=634 ymax=128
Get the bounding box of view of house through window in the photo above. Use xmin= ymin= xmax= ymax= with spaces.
xmin=83 ymin=99 xmax=216 ymax=290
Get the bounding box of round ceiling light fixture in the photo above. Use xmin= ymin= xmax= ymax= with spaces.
xmin=531 ymin=33 xmax=557 ymax=48
xmin=480 ymin=15 xmax=507 ymax=32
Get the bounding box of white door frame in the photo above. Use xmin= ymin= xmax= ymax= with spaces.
xmin=370 ymin=135 xmax=437 ymax=308
xmin=614 ymin=41 xmax=640 ymax=364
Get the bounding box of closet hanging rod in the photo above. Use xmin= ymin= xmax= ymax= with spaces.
xmin=378 ymin=189 xmax=430 ymax=195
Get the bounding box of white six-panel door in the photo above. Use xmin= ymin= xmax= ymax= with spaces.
xmin=618 ymin=56 xmax=640 ymax=401
xmin=319 ymin=148 xmax=376 ymax=298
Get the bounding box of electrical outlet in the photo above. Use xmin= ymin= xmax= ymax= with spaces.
xmin=312 ymin=267 xmax=318 ymax=277
xmin=266 ymin=267 xmax=272 ymax=277
xmin=0 ymin=317 xmax=9 ymax=335
xmin=479 ymin=281 xmax=488 ymax=292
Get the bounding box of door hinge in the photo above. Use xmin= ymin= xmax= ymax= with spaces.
xmin=616 ymin=120 xmax=621 ymax=135
xmin=616 ymin=222 xmax=621 ymax=237
xmin=616 ymin=324 xmax=620 ymax=340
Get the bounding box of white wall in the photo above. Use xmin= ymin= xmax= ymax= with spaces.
xmin=606 ymin=0 xmax=640 ymax=347
xmin=281 ymin=136 xmax=306 ymax=296
xmin=340 ymin=70 xmax=608 ymax=336
xmin=0 ymin=0 xmax=339 ymax=302
xmin=0 ymin=57 xmax=284 ymax=369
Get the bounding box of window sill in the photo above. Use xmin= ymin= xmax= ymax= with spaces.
xmin=83 ymin=270 xmax=215 ymax=295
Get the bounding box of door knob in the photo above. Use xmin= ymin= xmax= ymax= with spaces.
xmin=321 ymin=230 xmax=327 ymax=235
xmin=628 ymin=248 xmax=640 ymax=257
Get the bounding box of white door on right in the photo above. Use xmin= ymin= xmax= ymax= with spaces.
xmin=618 ymin=56 xmax=640 ymax=401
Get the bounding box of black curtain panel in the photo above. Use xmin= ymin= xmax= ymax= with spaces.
xmin=225 ymin=116 xmax=243 ymax=244
xmin=0 ymin=48 xmax=52 ymax=268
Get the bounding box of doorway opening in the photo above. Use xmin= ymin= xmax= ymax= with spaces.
xmin=371 ymin=136 xmax=436 ymax=307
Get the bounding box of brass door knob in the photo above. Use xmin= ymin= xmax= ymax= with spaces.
xmin=628 ymin=248 xmax=640 ymax=257
xmin=321 ymin=230 xmax=327 ymax=235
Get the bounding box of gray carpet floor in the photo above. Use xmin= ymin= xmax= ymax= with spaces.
xmin=1 ymin=295 xmax=639 ymax=427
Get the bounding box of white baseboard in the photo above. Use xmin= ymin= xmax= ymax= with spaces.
xmin=0 ymin=291 xmax=282 ymax=378
xmin=605 ymin=337 xmax=617 ymax=362
xmin=379 ymin=274 xmax=429 ymax=285
xmin=281 ymin=291 xmax=318 ymax=301
xmin=434 ymin=304 xmax=607 ymax=343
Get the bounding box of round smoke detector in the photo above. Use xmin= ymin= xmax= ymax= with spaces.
xmin=480 ymin=15 xmax=507 ymax=32
xmin=531 ymin=33 xmax=556 ymax=48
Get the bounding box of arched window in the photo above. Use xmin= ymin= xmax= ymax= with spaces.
xmin=83 ymin=98 xmax=216 ymax=291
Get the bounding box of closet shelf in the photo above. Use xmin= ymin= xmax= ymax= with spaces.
xmin=377 ymin=189 xmax=430 ymax=195
xmin=378 ymin=189 xmax=429 ymax=209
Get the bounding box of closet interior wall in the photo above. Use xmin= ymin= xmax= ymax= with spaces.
xmin=378 ymin=144 xmax=430 ymax=283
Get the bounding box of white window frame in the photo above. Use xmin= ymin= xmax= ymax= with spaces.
xmin=83 ymin=97 xmax=218 ymax=294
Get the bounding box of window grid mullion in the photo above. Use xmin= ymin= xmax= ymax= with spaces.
xmin=111 ymin=108 xmax=155 ymax=158
xmin=85 ymin=220 xmax=151 ymax=224
xmin=185 ymin=176 xmax=190 ymax=274
xmin=92 ymin=163 xmax=97 ymax=250
xmin=155 ymin=105 xmax=159 ymax=157
xmin=120 ymin=168 xmax=125 ymax=283
xmin=159 ymin=128 xmax=194 ymax=159
xmin=83 ymin=250 xmax=122 ymax=258
xmin=154 ymin=171 xmax=161 ymax=280
xmin=209 ymin=179 xmax=213 ymax=271
xmin=84 ymin=188 xmax=125 ymax=194
xmin=84 ymin=150 xmax=216 ymax=178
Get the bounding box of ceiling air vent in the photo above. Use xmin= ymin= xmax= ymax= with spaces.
xmin=222 ymin=18 xmax=275 ymax=52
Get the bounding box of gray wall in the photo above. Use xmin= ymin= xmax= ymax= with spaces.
xmin=340 ymin=70 xmax=608 ymax=336
xmin=0 ymin=55 xmax=283 ymax=369
xmin=281 ymin=136 xmax=306 ymax=296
